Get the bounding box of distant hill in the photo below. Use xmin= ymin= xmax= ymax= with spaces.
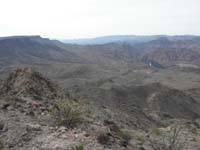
xmin=0 ymin=35 xmax=87 ymax=80
xmin=0 ymin=35 xmax=82 ymax=64
xmin=61 ymin=35 xmax=199 ymax=45
xmin=141 ymin=37 xmax=200 ymax=67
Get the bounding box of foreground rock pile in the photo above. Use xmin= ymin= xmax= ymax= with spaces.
xmin=0 ymin=68 xmax=59 ymax=99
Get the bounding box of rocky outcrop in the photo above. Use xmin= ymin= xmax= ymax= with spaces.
xmin=0 ymin=68 xmax=59 ymax=99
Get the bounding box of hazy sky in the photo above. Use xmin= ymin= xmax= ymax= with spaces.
xmin=0 ymin=0 xmax=199 ymax=39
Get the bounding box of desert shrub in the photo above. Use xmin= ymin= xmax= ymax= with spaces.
xmin=72 ymin=144 xmax=84 ymax=150
xmin=51 ymin=100 xmax=84 ymax=128
xmin=136 ymin=135 xmax=145 ymax=145
xmin=103 ymin=120 xmax=131 ymax=147
xmin=97 ymin=132 xmax=111 ymax=145
xmin=148 ymin=125 xmax=186 ymax=150
xmin=0 ymin=139 xmax=4 ymax=150
xmin=191 ymin=127 xmax=197 ymax=135
xmin=120 ymin=132 xmax=132 ymax=147
xmin=152 ymin=127 xmax=161 ymax=136
xmin=97 ymin=130 xmax=131 ymax=147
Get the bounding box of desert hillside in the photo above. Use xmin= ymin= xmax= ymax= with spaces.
xmin=1 ymin=36 xmax=200 ymax=149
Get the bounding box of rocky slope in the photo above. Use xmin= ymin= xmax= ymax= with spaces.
xmin=0 ymin=68 xmax=140 ymax=150
xmin=141 ymin=38 xmax=200 ymax=67
xmin=71 ymin=82 xmax=200 ymax=127
xmin=0 ymin=36 xmax=82 ymax=63
xmin=1 ymin=69 xmax=200 ymax=150
xmin=1 ymin=35 xmax=200 ymax=149
xmin=0 ymin=68 xmax=59 ymax=99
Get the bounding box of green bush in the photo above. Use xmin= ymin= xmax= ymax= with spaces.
xmin=191 ymin=127 xmax=197 ymax=135
xmin=152 ymin=127 xmax=161 ymax=136
xmin=51 ymin=100 xmax=84 ymax=128
xmin=136 ymin=135 xmax=145 ymax=145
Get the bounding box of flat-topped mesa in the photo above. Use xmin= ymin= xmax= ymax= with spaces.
xmin=0 ymin=68 xmax=59 ymax=99
xmin=0 ymin=35 xmax=42 ymax=40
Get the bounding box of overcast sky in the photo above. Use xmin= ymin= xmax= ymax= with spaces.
xmin=0 ymin=0 xmax=199 ymax=39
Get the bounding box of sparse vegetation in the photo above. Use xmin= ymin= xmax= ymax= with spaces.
xmin=103 ymin=120 xmax=131 ymax=147
xmin=152 ymin=127 xmax=161 ymax=136
xmin=120 ymin=132 xmax=132 ymax=147
xmin=0 ymin=139 xmax=4 ymax=150
xmin=136 ymin=135 xmax=145 ymax=145
xmin=51 ymin=99 xmax=85 ymax=128
xmin=191 ymin=127 xmax=197 ymax=135
xmin=148 ymin=125 xmax=186 ymax=150
xmin=97 ymin=132 xmax=111 ymax=145
xmin=72 ymin=144 xmax=84 ymax=150
xmin=97 ymin=120 xmax=131 ymax=148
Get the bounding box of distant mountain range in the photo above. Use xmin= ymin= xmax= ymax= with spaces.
xmin=61 ymin=35 xmax=199 ymax=45
xmin=1 ymin=35 xmax=200 ymax=80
